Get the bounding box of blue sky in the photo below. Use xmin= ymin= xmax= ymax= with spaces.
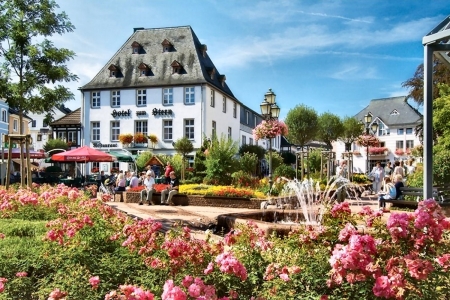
xmin=53 ymin=0 xmax=449 ymax=120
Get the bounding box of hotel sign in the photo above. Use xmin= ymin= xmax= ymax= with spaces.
xmin=152 ymin=108 xmax=173 ymax=116
xmin=111 ymin=109 xmax=131 ymax=117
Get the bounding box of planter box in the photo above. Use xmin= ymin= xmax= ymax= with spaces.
xmin=123 ymin=192 xmax=265 ymax=209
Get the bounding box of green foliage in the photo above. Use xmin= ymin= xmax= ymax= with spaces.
xmin=238 ymin=144 xmax=266 ymax=160
xmin=169 ymin=154 xmax=184 ymax=177
xmin=231 ymin=170 xmax=259 ymax=188
xmin=194 ymin=139 xmax=209 ymax=173
xmin=339 ymin=116 xmax=365 ymax=150
xmin=204 ymin=134 xmax=239 ymax=185
xmin=134 ymin=150 xmax=153 ymax=172
xmin=406 ymin=166 xmax=423 ymax=187
xmin=351 ymin=173 xmax=370 ymax=184
xmin=307 ymin=149 xmax=322 ymax=173
xmin=264 ymin=151 xmax=283 ymax=172
xmin=318 ymin=112 xmax=344 ymax=149
xmin=43 ymin=138 xmax=69 ymax=154
xmin=239 ymin=152 xmax=259 ymax=175
xmin=173 ymin=137 xmax=194 ymax=180
xmin=284 ymin=104 xmax=319 ymax=147
xmin=433 ymin=145 xmax=450 ymax=186
xmin=273 ymin=164 xmax=295 ymax=179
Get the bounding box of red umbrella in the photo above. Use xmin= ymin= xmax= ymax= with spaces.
xmin=51 ymin=146 xmax=117 ymax=162
xmin=1 ymin=148 xmax=46 ymax=159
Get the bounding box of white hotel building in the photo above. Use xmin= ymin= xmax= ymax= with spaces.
xmin=80 ymin=26 xmax=279 ymax=172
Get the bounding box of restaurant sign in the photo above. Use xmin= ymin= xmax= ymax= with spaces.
xmin=92 ymin=142 xmax=118 ymax=148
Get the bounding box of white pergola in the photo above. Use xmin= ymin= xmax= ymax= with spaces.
xmin=422 ymin=15 xmax=450 ymax=198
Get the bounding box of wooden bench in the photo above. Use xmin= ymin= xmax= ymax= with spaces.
xmin=380 ymin=186 xmax=450 ymax=209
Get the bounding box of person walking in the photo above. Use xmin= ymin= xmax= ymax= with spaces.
xmin=139 ymin=171 xmax=155 ymax=205
xmin=164 ymin=162 xmax=173 ymax=184
xmin=370 ymin=162 xmax=384 ymax=194
xmin=161 ymin=171 xmax=179 ymax=205
xmin=384 ymin=161 xmax=393 ymax=179
xmin=392 ymin=161 xmax=404 ymax=180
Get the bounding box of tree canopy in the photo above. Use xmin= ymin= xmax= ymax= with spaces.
xmin=339 ymin=116 xmax=365 ymax=151
xmin=284 ymin=104 xmax=319 ymax=148
xmin=317 ymin=112 xmax=344 ymax=149
xmin=0 ymin=0 xmax=78 ymax=132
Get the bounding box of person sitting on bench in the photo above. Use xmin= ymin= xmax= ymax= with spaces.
xmin=378 ymin=174 xmax=404 ymax=210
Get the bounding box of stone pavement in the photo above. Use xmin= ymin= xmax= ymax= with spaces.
xmin=106 ymin=194 xmax=384 ymax=235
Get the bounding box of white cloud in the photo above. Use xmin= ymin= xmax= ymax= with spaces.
xmin=330 ymin=65 xmax=379 ymax=80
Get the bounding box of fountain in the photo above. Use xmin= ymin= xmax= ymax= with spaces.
xmin=217 ymin=176 xmax=368 ymax=236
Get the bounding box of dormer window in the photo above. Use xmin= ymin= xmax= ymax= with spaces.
xmin=200 ymin=44 xmax=207 ymax=57
xmin=108 ymin=64 xmax=121 ymax=78
xmin=131 ymin=41 xmax=141 ymax=54
xmin=138 ymin=63 xmax=150 ymax=76
xmin=207 ymin=67 xmax=215 ymax=80
xmin=218 ymin=75 xmax=226 ymax=87
xmin=171 ymin=60 xmax=182 ymax=74
xmin=390 ymin=109 xmax=399 ymax=115
xmin=161 ymin=39 xmax=173 ymax=52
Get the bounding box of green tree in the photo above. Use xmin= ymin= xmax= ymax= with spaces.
xmin=264 ymin=151 xmax=284 ymax=173
xmin=135 ymin=151 xmax=153 ymax=172
xmin=239 ymin=152 xmax=258 ymax=175
xmin=339 ymin=116 xmax=365 ymax=151
xmin=194 ymin=138 xmax=209 ymax=174
xmin=204 ymin=134 xmax=239 ymax=185
xmin=307 ymin=149 xmax=322 ymax=173
xmin=318 ymin=112 xmax=344 ymax=149
xmin=238 ymin=144 xmax=266 ymax=160
xmin=173 ymin=137 xmax=194 ymax=180
xmin=285 ymin=104 xmax=319 ymax=148
xmin=0 ymin=0 xmax=78 ymax=184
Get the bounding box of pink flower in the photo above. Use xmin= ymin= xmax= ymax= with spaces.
xmin=162 ymin=280 xmax=187 ymax=300
xmin=15 ymin=272 xmax=27 ymax=277
xmin=89 ymin=276 xmax=100 ymax=289
xmin=204 ymin=262 xmax=214 ymax=275
xmin=48 ymin=288 xmax=68 ymax=300
xmin=0 ymin=233 xmax=5 ymax=239
xmin=279 ymin=273 xmax=290 ymax=282
xmin=372 ymin=276 xmax=393 ymax=298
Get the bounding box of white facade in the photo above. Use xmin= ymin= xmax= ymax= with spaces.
xmin=28 ymin=108 xmax=69 ymax=151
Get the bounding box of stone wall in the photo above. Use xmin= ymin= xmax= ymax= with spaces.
xmin=122 ymin=192 xmax=264 ymax=209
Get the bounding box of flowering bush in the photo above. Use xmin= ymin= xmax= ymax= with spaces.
xmin=395 ymin=148 xmax=405 ymax=155
xmin=368 ymin=146 xmax=388 ymax=154
xmin=134 ymin=132 xmax=148 ymax=143
xmin=252 ymin=119 xmax=288 ymax=140
xmin=118 ymin=133 xmax=133 ymax=145
xmin=1 ymin=184 xmax=450 ymax=299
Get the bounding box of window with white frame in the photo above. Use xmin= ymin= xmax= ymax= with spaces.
xmin=92 ymin=122 xmax=100 ymax=141
xmin=37 ymin=134 xmax=42 ymax=141
xmin=242 ymin=135 xmax=246 ymax=145
xmin=135 ymin=120 xmax=148 ymax=136
xmin=395 ymin=140 xmax=404 ymax=149
xmin=406 ymin=128 xmax=413 ymax=134
xmin=136 ymin=89 xmax=147 ymax=106
xmin=111 ymin=121 xmax=120 ymax=141
xmin=212 ymin=121 xmax=216 ymax=138
xmin=111 ymin=90 xmax=120 ymax=107
xmin=57 ymin=132 xmax=66 ymax=141
xmin=222 ymin=96 xmax=226 ymax=113
xmin=210 ymin=90 xmax=215 ymax=107
xmin=13 ymin=119 xmax=17 ymax=132
xmin=92 ymin=91 xmax=100 ymax=108
xmin=163 ymin=120 xmax=173 ymax=140
xmin=406 ymin=140 xmax=414 ymax=149
xmin=228 ymin=127 xmax=232 ymax=140
xmin=184 ymin=119 xmax=195 ymax=140
xmin=31 ymin=120 xmax=36 ymax=127
xmin=397 ymin=128 xmax=404 ymax=135
xmin=185 ymin=87 xmax=195 ymax=104
xmin=249 ymin=138 xmax=253 ymax=145
xmin=163 ymin=88 xmax=173 ymax=105
xmin=1 ymin=110 xmax=6 ymax=122
xmin=377 ymin=122 xmax=389 ymax=136
xmin=233 ymin=102 xmax=237 ymax=118
xmin=68 ymin=131 xmax=76 ymax=143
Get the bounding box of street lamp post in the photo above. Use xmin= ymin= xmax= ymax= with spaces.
xmin=260 ymin=89 xmax=280 ymax=191
xmin=364 ymin=114 xmax=378 ymax=174
xmin=295 ymin=146 xmax=301 ymax=179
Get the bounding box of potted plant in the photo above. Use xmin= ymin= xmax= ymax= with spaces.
xmin=133 ymin=132 xmax=148 ymax=144
xmin=368 ymin=146 xmax=388 ymax=155
xmin=118 ymin=133 xmax=133 ymax=146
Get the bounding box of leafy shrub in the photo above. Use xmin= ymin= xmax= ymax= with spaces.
xmin=239 ymin=152 xmax=259 ymax=175
xmin=231 ymin=170 xmax=259 ymax=188
xmin=273 ymin=164 xmax=296 ymax=179
xmin=351 ymin=173 xmax=370 ymax=184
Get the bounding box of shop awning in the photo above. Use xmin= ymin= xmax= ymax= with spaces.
xmin=108 ymin=150 xmax=135 ymax=162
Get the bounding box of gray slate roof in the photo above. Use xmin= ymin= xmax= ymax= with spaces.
xmin=80 ymin=26 xmax=235 ymax=99
xmin=354 ymin=96 xmax=422 ymax=126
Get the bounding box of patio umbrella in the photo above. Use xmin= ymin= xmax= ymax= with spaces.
xmin=108 ymin=150 xmax=134 ymax=162
xmin=51 ymin=146 xmax=117 ymax=162
xmin=1 ymin=148 xmax=46 ymax=159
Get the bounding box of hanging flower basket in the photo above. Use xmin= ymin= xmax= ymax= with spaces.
xmin=353 ymin=151 xmax=361 ymax=156
xmin=133 ymin=132 xmax=148 ymax=144
xmin=405 ymin=148 xmax=412 ymax=155
xmin=395 ymin=148 xmax=405 ymax=155
xmin=118 ymin=133 xmax=133 ymax=145
xmin=356 ymin=134 xmax=380 ymax=147
xmin=252 ymin=119 xmax=288 ymax=140
xmin=368 ymin=146 xmax=388 ymax=155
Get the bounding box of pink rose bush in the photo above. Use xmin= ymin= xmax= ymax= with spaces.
xmin=1 ymin=183 xmax=450 ymax=299
xmin=252 ymin=119 xmax=288 ymax=140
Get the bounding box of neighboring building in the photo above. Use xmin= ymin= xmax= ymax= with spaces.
xmin=0 ymin=100 xmax=9 ymax=147
xmin=80 ymin=26 xmax=273 ymax=172
xmin=8 ymin=108 xmax=31 ymax=138
xmin=333 ymin=96 xmax=422 ymax=173
xmin=49 ymin=108 xmax=82 ymax=149
xmin=28 ymin=105 xmax=72 ymax=151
